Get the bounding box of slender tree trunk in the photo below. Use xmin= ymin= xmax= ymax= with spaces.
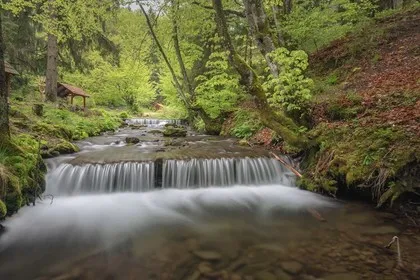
xmin=171 ymin=0 xmax=193 ymax=96
xmin=0 ymin=12 xmax=9 ymax=142
xmin=45 ymin=33 xmax=58 ymax=102
xmin=138 ymin=1 xmax=189 ymax=106
xmin=212 ymin=0 xmax=308 ymax=149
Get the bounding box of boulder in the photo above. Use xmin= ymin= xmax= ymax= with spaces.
xmin=125 ymin=137 xmax=140 ymax=144
xmin=163 ymin=126 xmax=187 ymax=137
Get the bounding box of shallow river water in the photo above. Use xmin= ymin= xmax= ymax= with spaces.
xmin=0 ymin=119 xmax=419 ymax=280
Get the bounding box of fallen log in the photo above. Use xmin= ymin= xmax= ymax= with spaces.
xmin=269 ymin=152 xmax=302 ymax=178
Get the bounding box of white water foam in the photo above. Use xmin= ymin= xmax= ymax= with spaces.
xmin=0 ymin=185 xmax=335 ymax=249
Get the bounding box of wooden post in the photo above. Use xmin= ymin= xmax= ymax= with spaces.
xmin=83 ymin=97 xmax=86 ymax=110
xmin=70 ymin=95 xmax=74 ymax=105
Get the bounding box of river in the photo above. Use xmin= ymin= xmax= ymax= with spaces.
xmin=0 ymin=119 xmax=419 ymax=279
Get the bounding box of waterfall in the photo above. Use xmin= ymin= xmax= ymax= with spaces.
xmin=47 ymin=157 xmax=295 ymax=195
xmin=162 ymin=158 xmax=293 ymax=188
xmin=126 ymin=118 xmax=183 ymax=127
xmin=47 ymin=162 xmax=155 ymax=195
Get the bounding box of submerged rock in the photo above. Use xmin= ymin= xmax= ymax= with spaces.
xmin=193 ymin=250 xmax=222 ymax=261
xmin=280 ymin=261 xmax=303 ymax=274
xmin=125 ymin=137 xmax=140 ymax=144
xmin=323 ymin=273 xmax=360 ymax=280
xmin=163 ymin=126 xmax=187 ymax=137
xmin=254 ymin=271 xmax=277 ymax=280
xmin=274 ymin=269 xmax=293 ymax=280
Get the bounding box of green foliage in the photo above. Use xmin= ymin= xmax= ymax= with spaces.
xmin=230 ymin=109 xmax=263 ymax=139
xmin=0 ymin=199 xmax=6 ymax=218
xmin=264 ymin=48 xmax=313 ymax=112
xmin=63 ymin=52 xmax=155 ymax=111
xmin=283 ymin=0 xmax=377 ymax=52
xmin=195 ymin=49 xmax=242 ymax=118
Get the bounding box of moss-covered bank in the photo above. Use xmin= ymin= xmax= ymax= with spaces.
xmin=299 ymin=8 xmax=420 ymax=206
xmin=0 ymin=101 xmax=126 ymax=217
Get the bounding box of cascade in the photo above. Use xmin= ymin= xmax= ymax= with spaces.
xmin=47 ymin=162 xmax=155 ymax=195
xmin=126 ymin=118 xmax=183 ymax=127
xmin=47 ymin=157 xmax=295 ymax=195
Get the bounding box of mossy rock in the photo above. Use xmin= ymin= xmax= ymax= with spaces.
xmin=163 ymin=127 xmax=187 ymax=137
xmin=1 ymin=171 xmax=22 ymax=215
xmin=164 ymin=123 xmax=180 ymax=128
xmin=125 ymin=137 xmax=140 ymax=144
xmin=0 ymin=200 xmax=6 ymax=218
xmin=50 ymin=140 xmax=80 ymax=155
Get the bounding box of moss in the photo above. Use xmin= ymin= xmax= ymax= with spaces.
xmin=0 ymin=200 xmax=6 ymax=218
xmin=302 ymin=123 xmax=419 ymax=205
xmin=50 ymin=140 xmax=80 ymax=155
xmin=163 ymin=126 xmax=187 ymax=137
xmin=0 ymin=165 xmax=22 ymax=215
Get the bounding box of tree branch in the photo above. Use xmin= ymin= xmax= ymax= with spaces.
xmin=192 ymin=1 xmax=245 ymax=18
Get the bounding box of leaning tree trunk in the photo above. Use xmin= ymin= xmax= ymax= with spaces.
xmin=212 ymin=0 xmax=308 ymax=149
xmin=0 ymin=12 xmax=10 ymax=142
xmin=45 ymin=33 xmax=58 ymax=102
xmin=138 ymin=1 xmax=189 ymax=106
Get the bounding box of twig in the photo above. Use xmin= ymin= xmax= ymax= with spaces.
xmin=307 ymin=208 xmax=326 ymax=222
xmin=43 ymin=194 xmax=54 ymax=205
xmin=385 ymin=236 xmax=403 ymax=268
xmin=269 ymin=152 xmax=302 ymax=178
xmin=404 ymin=212 xmax=418 ymax=227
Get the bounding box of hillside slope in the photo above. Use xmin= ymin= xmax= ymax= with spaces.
xmin=302 ymin=8 xmax=419 ymax=208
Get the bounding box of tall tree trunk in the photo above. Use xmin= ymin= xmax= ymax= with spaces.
xmin=138 ymin=1 xmax=189 ymax=106
xmin=45 ymin=33 xmax=58 ymax=102
xmin=212 ymin=0 xmax=308 ymax=149
xmin=0 ymin=12 xmax=9 ymax=142
xmin=171 ymin=0 xmax=193 ymax=96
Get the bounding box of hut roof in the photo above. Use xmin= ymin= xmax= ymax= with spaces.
xmin=4 ymin=61 xmax=19 ymax=75
xmin=57 ymin=82 xmax=90 ymax=98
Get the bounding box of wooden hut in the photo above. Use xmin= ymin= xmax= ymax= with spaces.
xmin=4 ymin=61 xmax=19 ymax=97
xmin=57 ymin=82 xmax=90 ymax=110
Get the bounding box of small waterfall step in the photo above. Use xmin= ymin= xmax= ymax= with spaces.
xmin=47 ymin=157 xmax=295 ymax=195
xmin=126 ymin=118 xmax=185 ymax=127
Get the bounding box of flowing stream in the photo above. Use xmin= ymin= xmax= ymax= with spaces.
xmin=0 ymin=119 xmax=419 ymax=280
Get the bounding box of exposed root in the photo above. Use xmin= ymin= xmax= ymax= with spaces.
xmin=369 ymin=168 xmax=390 ymax=200
xmin=314 ymin=150 xmax=334 ymax=176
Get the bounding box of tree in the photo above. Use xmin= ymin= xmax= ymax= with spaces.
xmin=5 ymin=0 xmax=118 ymax=102
xmin=212 ymin=0 xmax=308 ymax=149
xmin=45 ymin=0 xmax=58 ymax=102
xmin=0 ymin=11 xmax=9 ymax=142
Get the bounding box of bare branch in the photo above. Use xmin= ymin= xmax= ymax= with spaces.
xmin=192 ymin=1 xmax=245 ymax=18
